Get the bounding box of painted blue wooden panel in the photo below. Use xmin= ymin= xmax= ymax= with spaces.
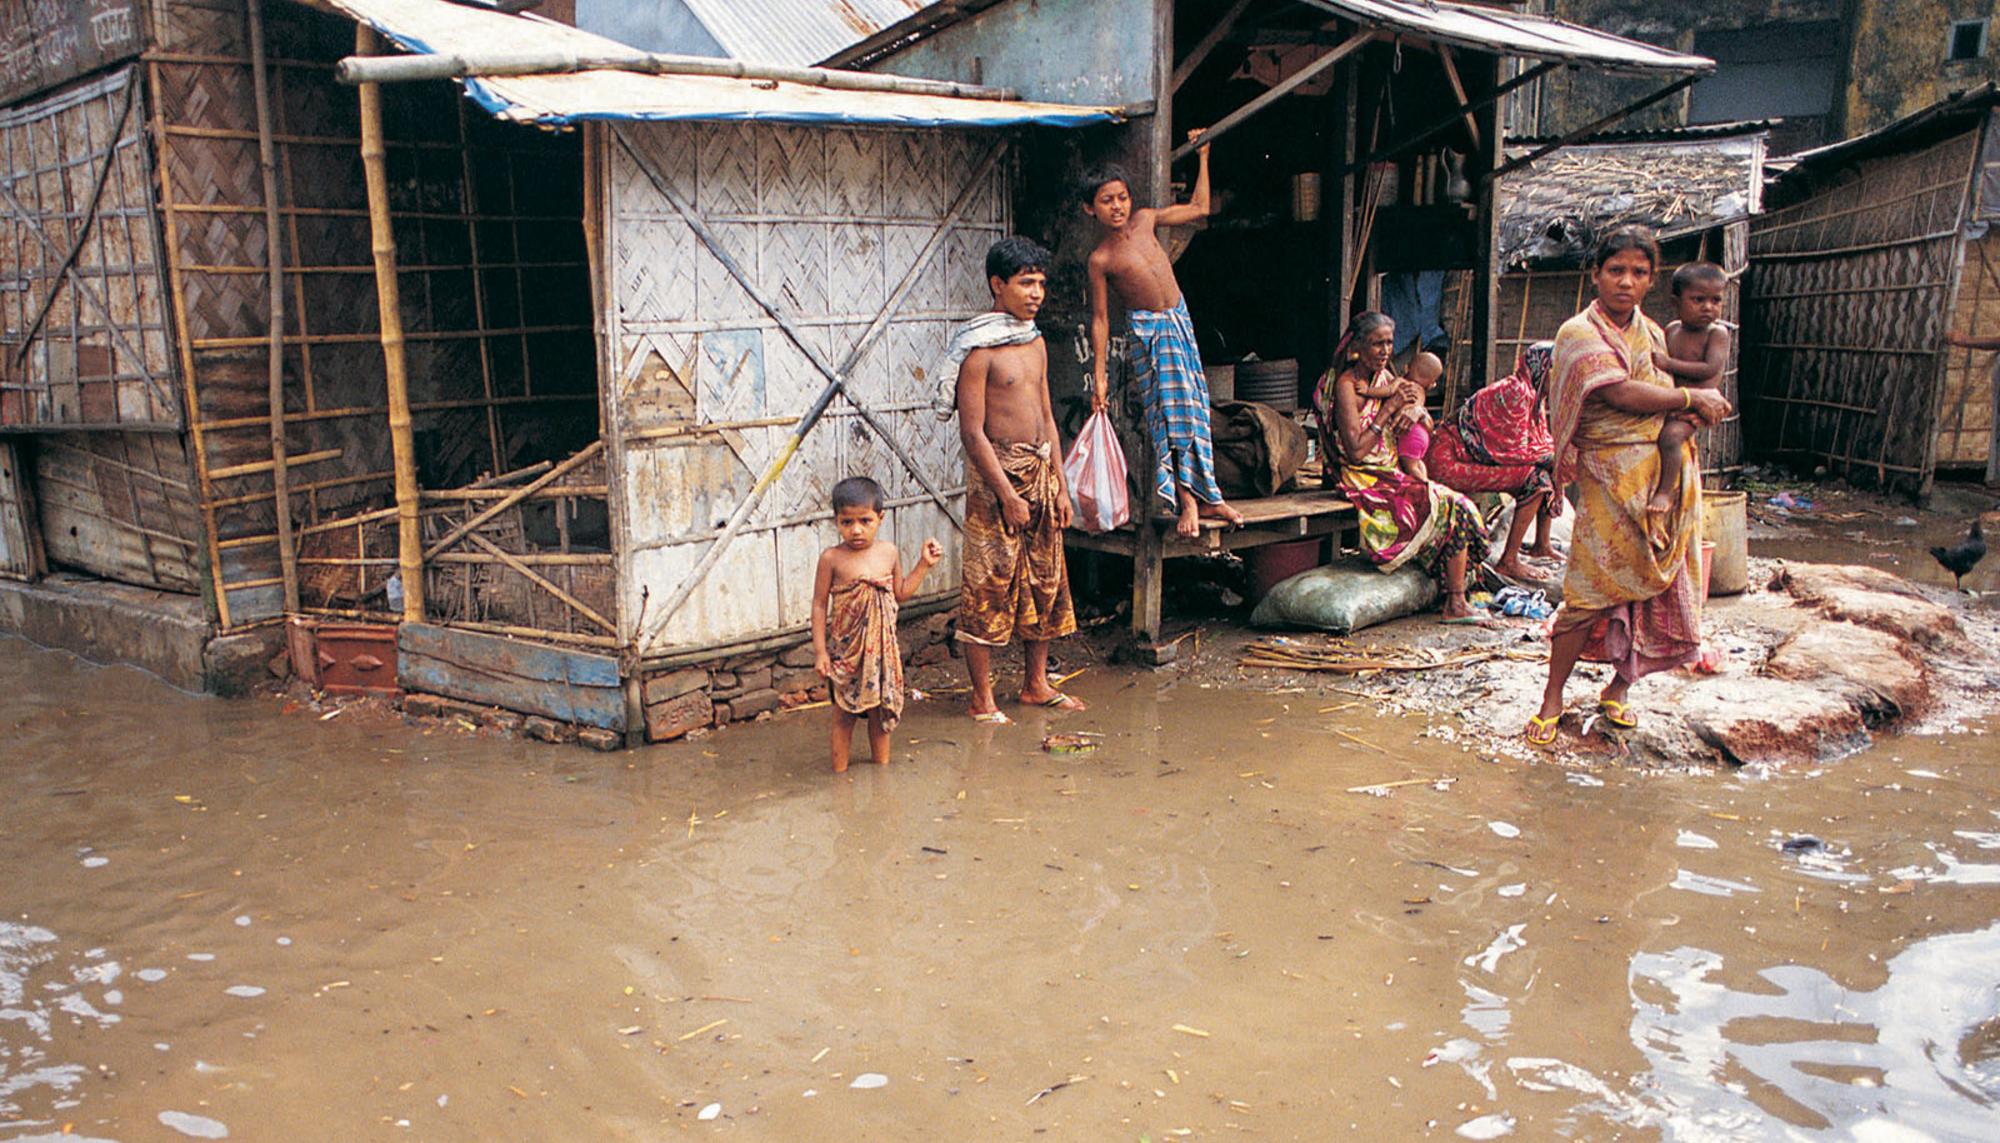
xmin=398 ymin=623 xmax=626 ymax=731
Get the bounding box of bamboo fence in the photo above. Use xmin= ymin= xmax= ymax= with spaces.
xmin=1742 ymin=128 xmax=1984 ymax=494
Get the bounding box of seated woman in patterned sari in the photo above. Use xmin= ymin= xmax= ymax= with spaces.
xmin=1424 ymin=342 xmax=1560 ymax=583
xmin=1313 ymin=311 xmax=1490 ymax=621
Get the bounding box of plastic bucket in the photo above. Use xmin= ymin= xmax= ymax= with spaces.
xmin=1246 ymin=537 xmax=1324 ymax=602
xmin=1701 ymin=490 xmax=1749 ymax=596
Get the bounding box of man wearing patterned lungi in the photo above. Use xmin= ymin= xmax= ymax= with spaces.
xmin=1083 ymin=133 xmax=1243 ymax=538
xmin=946 ymin=237 xmax=1085 ymax=723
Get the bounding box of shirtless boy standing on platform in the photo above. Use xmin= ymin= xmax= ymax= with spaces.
xmin=951 ymin=236 xmax=1085 ymax=723
xmin=1084 ymin=131 xmax=1243 ymax=538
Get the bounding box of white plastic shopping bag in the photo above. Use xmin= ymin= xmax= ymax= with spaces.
xmin=1062 ymin=410 xmax=1130 ymax=533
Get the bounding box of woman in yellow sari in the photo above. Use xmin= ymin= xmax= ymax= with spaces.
xmin=1528 ymin=227 xmax=1732 ymax=745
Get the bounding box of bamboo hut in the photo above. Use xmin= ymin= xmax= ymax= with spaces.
xmin=1493 ymin=123 xmax=1768 ymax=477
xmin=0 ymin=0 xmax=599 ymax=688
xmin=1743 ymin=84 xmax=2000 ymax=495
xmin=1 ymin=0 xmax=1117 ymax=738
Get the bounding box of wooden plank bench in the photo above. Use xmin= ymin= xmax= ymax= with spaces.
xmin=1064 ymin=488 xmax=1356 ymax=652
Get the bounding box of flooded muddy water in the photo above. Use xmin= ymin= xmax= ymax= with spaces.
xmin=4 ymin=635 xmax=1999 ymax=1141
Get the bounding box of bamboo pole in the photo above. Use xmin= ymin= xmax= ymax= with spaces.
xmin=249 ymin=0 xmax=298 ymax=613
xmin=334 ymin=46 xmax=1020 ymax=102
xmin=356 ymin=25 xmax=423 ymax=624
xmin=146 ymin=61 xmax=233 ymax=630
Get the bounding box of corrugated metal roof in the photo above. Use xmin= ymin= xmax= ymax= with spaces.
xmin=1297 ymin=1 xmax=1712 ymax=73
xmin=322 ymin=0 xmax=1117 ymax=128
xmin=682 ymin=0 xmax=926 ymax=68
xmin=836 ymin=0 xmax=1712 ymax=74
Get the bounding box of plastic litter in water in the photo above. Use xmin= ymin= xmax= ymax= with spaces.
xmin=138 ymin=968 xmax=168 ymax=982
xmin=234 ymin=916 xmax=252 ymax=927
xmin=1488 ymin=821 xmax=1521 ymax=839
xmin=1675 ymin=831 xmax=1719 ymax=850
xmin=1456 ymin=1112 xmax=1515 ymax=1139
xmin=81 ymin=856 xmax=109 ymax=868
xmin=223 ymin=985 xmax=265 ymax=998
xmin=697 ymin=1103 xmax=721 ymax=1120
xmin=158 ymin=1110 xmax=229 ymax=1138
xmin=1496 ymin=883 xmax=1527 ymax=898
xmin=850 ymin=1073 xmax=889 ymax=1089
xmin=186 ymin=953 xmax=215 ymax=962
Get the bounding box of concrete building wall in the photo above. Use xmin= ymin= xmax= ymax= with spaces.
xmin=1847 ymin=1 xmax=2000 ymax=130
xmin=1523 ymin=2 xmax=1998 ymax=153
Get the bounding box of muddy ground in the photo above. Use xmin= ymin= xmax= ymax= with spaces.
xmin=4 ymin=478 xmax=2000 ymax=1140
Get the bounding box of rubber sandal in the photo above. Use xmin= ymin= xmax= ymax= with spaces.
xmin=971 ymin=710 xmax=1012 ymax=725
xmin=1597 ymin=699 xmax=1638 ymax=729
xmin=1525 ymin=714 xmax=1561 ymax=747
xmin=1033 ymin=692 xmax=1085 ymax=711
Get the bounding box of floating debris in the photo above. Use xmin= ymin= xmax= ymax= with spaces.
xmin=1042 ymin=732 xmax=1100 ymax=755
xmin=850 ymin=1073 xmax=889 ymax=1090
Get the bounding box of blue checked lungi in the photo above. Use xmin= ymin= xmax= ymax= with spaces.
xmin=1128 ymin=298 xmax=1224 ymax=507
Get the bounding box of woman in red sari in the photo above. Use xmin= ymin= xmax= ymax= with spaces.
xmin=1527 ymin=227 xmax=1731 ymax=746
xmin=1424 ymin=342 xmax=1559 ymax=582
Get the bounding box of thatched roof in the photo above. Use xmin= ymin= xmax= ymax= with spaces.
xmin=1497 ymin=127 xmax=1767 ymax=268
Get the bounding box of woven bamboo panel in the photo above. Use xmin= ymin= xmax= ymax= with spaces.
xmin=1938 ymin=231 xmax=1999 ymax=470
xmin=148 ymin=0 xmax=594 ymax=629
xmin=419 ymin=448 xmax=614 ymax=639
xmin=609 ymin=120 xmax=999 ymax=652
xmin=1743 ymin=130 xmax=1980 ymax=493
xmin=0 ymin=66 xmax=177 ymax=429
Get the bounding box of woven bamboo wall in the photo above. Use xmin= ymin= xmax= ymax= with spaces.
xmin=606 ymin=121 xmax=1005 ymax=655
xmin=1494 ymin=229 xmax=1744 ymax=475
xmin=0 ymin=66 xmax=179 ymax=430
xmin=1937 ymin=229 xmax=1998 ymax=471
xmin=147 ymin=0 xmax=595 ymax=630
xmin=1743 ymin=129 xmax=1982 ymax=495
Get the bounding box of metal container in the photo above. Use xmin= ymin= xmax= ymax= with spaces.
xmin=1206 ymin=361 xmax=1235 ymax=404
xmin=288 ymin=616 xmax=402 ymax=696
xmin=1701 ymin=490 xmax=1749 ymax=596
xmin=1291 ymin=172 xmax=1321 ymax=222
xmin=1235 ymin=358 xmax=1299 ymax=412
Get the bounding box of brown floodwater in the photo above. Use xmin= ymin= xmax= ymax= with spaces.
xmin=3 ymin=631 xmax=1999 ymax=1141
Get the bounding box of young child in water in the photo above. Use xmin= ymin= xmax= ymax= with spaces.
xmin=810 ymin=476 xmax=942 ymax=772
xmin=1349 ymin=350 xmax=1443 ymax=482
xmin=1648 ymin=262 xmax=1730 ymax=514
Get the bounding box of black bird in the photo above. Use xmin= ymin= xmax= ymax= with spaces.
xmin=1929 ymin=518 xmax=1987 ymax=591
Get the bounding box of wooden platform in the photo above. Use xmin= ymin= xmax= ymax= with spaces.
xmin=1065 ymin=489 xmax=1356 ymax=649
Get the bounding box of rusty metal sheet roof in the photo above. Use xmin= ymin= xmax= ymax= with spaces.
xmin=322 ymin=0 xmax=1117 ymax=128
xmin=1298 ymin=1 xmax=1712 ymax=72
xmin=681 ymin=0 xmax=927 ymax=67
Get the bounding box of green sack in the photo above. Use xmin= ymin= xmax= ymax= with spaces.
xmin=1249 ymin=557 xmax=1439 ymax=634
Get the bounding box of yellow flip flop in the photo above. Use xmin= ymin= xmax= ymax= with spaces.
xmin=1525 ymin=713 xmax=1561 ymax=747
xmin=1597 ymin=698 xmax=1638 ymax=729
